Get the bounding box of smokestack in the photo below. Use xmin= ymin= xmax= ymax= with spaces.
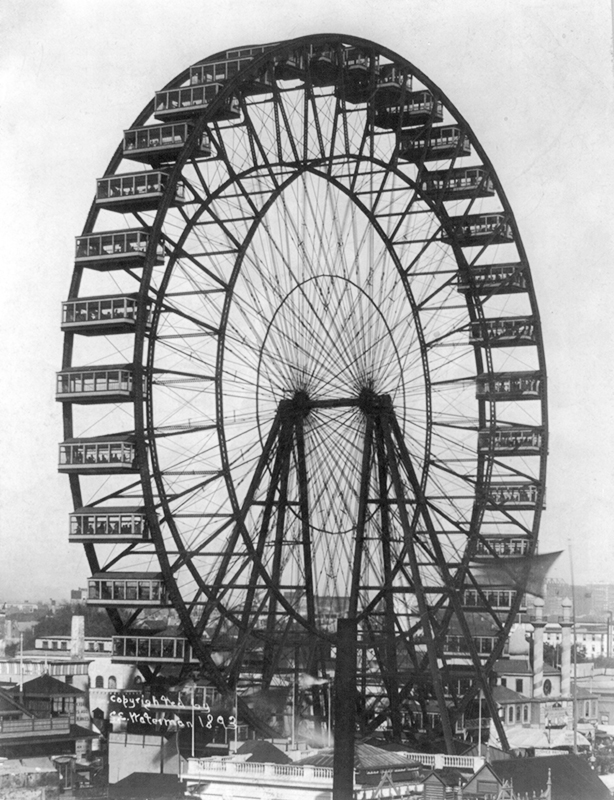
xmin=532 ymin=598 xmax=545 ymax=697
xmin=561 ymin=598 xmax=572 ymax=696
xmin=71 ymin=615 xmax=85 ymax=659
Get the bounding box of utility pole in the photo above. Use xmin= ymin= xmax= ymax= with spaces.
xmin=333 ymin=618 xmax=357 ymax=800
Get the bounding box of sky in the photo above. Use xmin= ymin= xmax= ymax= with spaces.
xmin=0 ymin=0 xmax=613 ymax=601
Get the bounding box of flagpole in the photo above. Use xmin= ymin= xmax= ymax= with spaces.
xmin=327 ymin=682 xmax=332 ymax=747
xmin=291 ymin=677 xmax=295 ymax=749
xmin=478 ymin=687 xmax=482 ymax=757
xmin=568 ymin=539 xmax=578 ymax=755
xmin=191 ymin=685 xmax=195 ymax=758
xmin=234 ymin=686 xmax=238 ymax=749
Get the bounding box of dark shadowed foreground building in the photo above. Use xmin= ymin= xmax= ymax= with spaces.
xmin=489 ymin=754 xmax=609 ymax=800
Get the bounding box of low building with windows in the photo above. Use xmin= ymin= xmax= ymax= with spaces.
xmin=35 ymin=635 xmax=113 ymax=654
xmin=488 ymin=599 xmax=602 ymax=752
xmin=544 ymin=618 xmax=610 ymax=660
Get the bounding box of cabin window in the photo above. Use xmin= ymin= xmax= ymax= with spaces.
xmin=125 ymin=581 xmax=138 ymax=601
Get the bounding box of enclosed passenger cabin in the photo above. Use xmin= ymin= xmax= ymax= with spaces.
xmin=420 ymin=167 xmax=494 ymax=200
xmin=487 ymin=482 xmax=540 ymax=510
xmin=87 ymin=573 xmax=167 ymax=607
xmin=463 ymin=589 xmax=524 ymax=612
xmin=443 ymin=214 xmax=513 ymax=246
xmin=75 ymin=230 xmax=164 ymax=271
xmin=56 ymin=364 xmax=141 ymax=404
xmin=69 ymin=507 xmax=148 ymax=543
xmin=476 ymin=371 xmax=543 ymax=402
xmin=61 ymin=294 xmax=148 ymax=336
xmin=190 ymin=52 xmax=275 ymax=96
xmin=374 ymin=91 xmax=443 ymax=129
xmin=470 ymin=317 xmax=536 ymax=347
xmin=477 ymin=426 xmax=544 ymax=456
xmin=58 ymin=434 xmax=137 ymax=474
xmin=475 ymin=537 xmax=531 ymax=557
xmin=275 ymin=50 xmax=305 ymax=81
xmin=112 ymin=635 xmax=199 ymax=664
xmin=307 ymin=45 xmax=339 ymax=87
xmin=154 ymin=83 xmax=240 ymax=123
xmin=123 ymin=124 xmax=212 ymax=167
xmin=374 ymin=63 xmax=412 ymax=105
xmin=335 ymin=47 xmax=377 ymax=104
xmin=458 ymin=263 xmax=529 ymax=295
xmin=96 ymin=172 xmax=186 ymax=213
xmin=398 ymin=126 xmax=471 ymax=162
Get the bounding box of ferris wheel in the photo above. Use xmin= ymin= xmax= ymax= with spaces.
xmin=58 ymin=34 xmax=547 ymax=749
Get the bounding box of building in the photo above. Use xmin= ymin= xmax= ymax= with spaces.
xmin=544 ymin=618 xmax=611 ymax=660
xmin=487 ymin=597 xmax=601 ymax=751
xmin=181 ymin=743 xmax=429 ymax=800
xmin=0 ymin=684 xmax=95 ymax=760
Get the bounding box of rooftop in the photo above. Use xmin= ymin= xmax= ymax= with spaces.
xmin=492 ymin=685 xmax=529 ymax=703
xmin=495 ymin=659 xmax=531 ymax=675
xmin=492 ymin=754 xmax=610 ymax=800
xmin=20 ymin=674 xmax=85 ymax=696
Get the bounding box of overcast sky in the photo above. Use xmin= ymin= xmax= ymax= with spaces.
xmin=1 ymin=0 xmax=613 ymax=601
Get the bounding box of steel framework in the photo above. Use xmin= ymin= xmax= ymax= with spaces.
xmin=60 ymin=34 xmax=547 ymax=749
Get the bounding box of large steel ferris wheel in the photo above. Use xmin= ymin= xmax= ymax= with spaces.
xmin=59 ymin=34 xmax=547 ymax=749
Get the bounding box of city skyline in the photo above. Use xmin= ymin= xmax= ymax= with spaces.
xmin=1 ymin=0 xmax=613 ymax=600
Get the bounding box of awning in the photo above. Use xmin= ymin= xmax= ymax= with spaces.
xmin=492 ymin=727 xmax=591 ymax=750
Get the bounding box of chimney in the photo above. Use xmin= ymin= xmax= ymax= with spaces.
xmin=561 ymin=598 xmax=572 ymax=696
xmin=532 ymin=598 xmax=545 ymax=697
xmin=71 ymin=615 xmax=85 ymax=659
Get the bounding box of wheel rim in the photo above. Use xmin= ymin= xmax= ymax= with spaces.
xmin=60 ymin=34 xmax=547 ymax=745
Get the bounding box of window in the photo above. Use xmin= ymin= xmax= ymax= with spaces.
xmin=108 ymin=676 xmax=117 ymax=690
xmin=523 ymin=705 xmax=529 ymax=723
xmin=95 ymin=676 xmax=104 ymax=688
xmin=65 ymin=675 xmax=73 ymax=686
xmin=508 ymin=706 xmax=514 ymax=723
xmin=516 ymin=679 xmax=523 ymax=694
xmin=500 ymin=678 xmax=507 ymax=688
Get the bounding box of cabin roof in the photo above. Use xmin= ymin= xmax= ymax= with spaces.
xmin=90 ymin=572 xmax=162 ymax=581
xmin=59 ymin=364 xmax=133 ymax=373
xmin=74 ymin=506 xmax=144 ymax=515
